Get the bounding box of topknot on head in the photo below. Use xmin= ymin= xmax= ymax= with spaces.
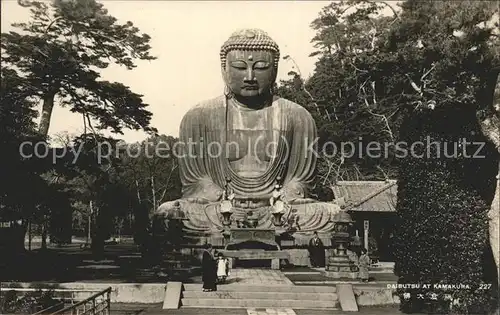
xmin=220 ymin=28 xmax=280 ymax=70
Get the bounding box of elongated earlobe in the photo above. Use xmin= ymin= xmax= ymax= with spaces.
xmin=224 ymin=85 xmax=231 ymax=96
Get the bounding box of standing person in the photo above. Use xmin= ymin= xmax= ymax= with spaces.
xmin=216 ymin=253 xmax=230 ymax=284
xmin=358 ymin=248 xmax=370 ymax=282
xmin=202 ymin=244 xmax=217 ymax=292
xmin=308 ymin=232 xmax=325 ymax=267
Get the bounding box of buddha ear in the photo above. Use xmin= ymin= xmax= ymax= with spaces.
xmin=221 ymin=67 xmax=228 ymax=82
xmin=221 ymin=68 xmax=231 ymax=89
xmin=271 ymin=70 xmax=278 ymax=85
xmin=271 ymin=52 xmax=279 ymax=82
xmin=220 ymin=67 xmax=227 ymax=83
xmin=221 ymin=68 xmax=234 ymax=96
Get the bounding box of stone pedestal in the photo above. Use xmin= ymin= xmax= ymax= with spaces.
xmin=271 ymin=258 xmax=280 ymax=270
xmin=322 ymin=270 xmax=359 ymax=279
xmin=226 ymin=228 xmax=279 ymax=250
xmin=220 ymin=249 xmax=289 ymax=270
xmin=323 ymin=250 xmax=359 ymax=279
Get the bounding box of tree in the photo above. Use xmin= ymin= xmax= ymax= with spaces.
xmin=283 ymin=0 xmax=499 ymax=312
xmin=63 ymin=133 xmax=131 ymax=257
xmin=118 ymin=135 xmax=181 ymax=250
xmin=0 ymin=68 xmax=50 ymax=252
xmin=1 ymin=0 xmax=156 ymax=138
xmin=394 ymin=109 xmax=496 ymax=314
xmin=381 ymin=1 xmax=499 ymax=313
xmin=276 ymin=1 xmax=402 ymax=198
xmin=2 ymin=0 xmax=159 ymax=254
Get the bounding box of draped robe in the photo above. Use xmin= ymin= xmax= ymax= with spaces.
xmin=158 ymin=95 xmax=339 ymax=244
xmin=178 ymin=95 xmax=317 ymax=201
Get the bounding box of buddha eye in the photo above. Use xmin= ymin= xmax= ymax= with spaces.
xmin=230 ymin=61 xmax=247 ymax=70
xmin=253 ymin=61 xmax=270 ymax=70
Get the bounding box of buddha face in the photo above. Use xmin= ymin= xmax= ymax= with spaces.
xmin=224 ymin=50 xmax=276 ymax=98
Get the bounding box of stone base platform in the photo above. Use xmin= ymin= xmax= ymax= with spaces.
xmin=1 ymin=269 xmax=400 ymax=309
xmin=321 ymin=270 xmax=359 ymax=279
xmin=226 ymin=268 xmax=294 ymax=285
xmin=178 ymin=247 xmax=328 ymax=267
xmin=182 ymin=233 xmax=333 ymax=248
xmin=220 ymin=250 xmax=290 ymax=270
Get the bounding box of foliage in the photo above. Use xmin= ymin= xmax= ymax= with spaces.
xmin=0 ymin=67 xmax=48 ymax=222
xmin=278 ymin=0 xmax=498 ymax=184
xmin=54 ymin=133 xmax=136 ymax=248
xmin=41 ymin=132 xmax=182 ymax=247
xmin=1 ymin=0 xmax=160 ymax=252
xmin=384 ymin=1 xmax=499 ymax=312
xmin=118 ymin=135 xmax=181 ymax=244
xmin=278 ymin=1 xmax=499 ymax=312
xmin=384 ymin=0 xmax=499 ymax=111
xmin=0 ymin=289 xmax=61 ymax=314
xmin=119 ymin=135 xmax=182 ymax=213
xmin=1 ymin=0 xmax=157 ymax=137
xmin=394 ymin=109 xmax=497 ymax=314
xmin=0 ymin=69 xmax=71 ymax=247
xmin=276 ymin=1 xmax=403 ymax=194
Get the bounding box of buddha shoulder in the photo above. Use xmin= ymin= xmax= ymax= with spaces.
xmin=180 ymin=96 xmax=225 ymax=124
xmin=275 ymin=97 xmax=315 ymax=121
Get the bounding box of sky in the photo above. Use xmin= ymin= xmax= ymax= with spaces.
xmin=2 ymin=0 xmax=337 ymax=143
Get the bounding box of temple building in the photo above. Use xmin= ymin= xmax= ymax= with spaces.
xmin=332 ymin=180 xmax=398 ymax=262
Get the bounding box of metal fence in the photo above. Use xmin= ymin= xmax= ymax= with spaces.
xmin=37 ymin=287 xmax=111 ymax=315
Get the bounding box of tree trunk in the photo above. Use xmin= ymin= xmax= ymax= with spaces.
xmin=91 ymin=203 xmax=104 ymax=260
xmin=489 ymin=175 xmax=499 ymax=269
xmin=38 ymin=91 xmax=57 ymax=252
xmin=38 ymin=91 xmax=57 ymax=137
xmin=478 ymin=72 xmax=500 ymax=296
xmin=486 ymin=172 xmax=500 ymax=315
xmin=135 ymin=180 xmax=141 ymax=202
xmin=479 ymin=117 xmax=499 ymax=278
xmin=87 ymin=200 xmax=93 ymax=245
xmin=479 ymin=114 xmax=500 ymax=152
xmin=151 ymin=175 xmax=156 ymax=214
xmin=41 ymin=221 xmax=47 ymax=250
xmin=28 ymin=220 xmax=32 ymax=251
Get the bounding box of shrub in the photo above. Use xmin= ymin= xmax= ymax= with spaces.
xmin=393 ymin=110 xmax=497 ymax=314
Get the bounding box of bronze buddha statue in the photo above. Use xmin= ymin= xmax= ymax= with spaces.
xmin=156 ymin=28 xmax=340 ymax=245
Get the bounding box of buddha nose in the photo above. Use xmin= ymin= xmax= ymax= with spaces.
xmin=245 ymin=68 xmax=256 ymax=82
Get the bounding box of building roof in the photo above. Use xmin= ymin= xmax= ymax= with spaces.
xmin=332 ymin=180 xmax=397 ymax=212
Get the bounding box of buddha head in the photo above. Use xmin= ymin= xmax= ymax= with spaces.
xmin=220 ymin=28 xmax=280 ymax=100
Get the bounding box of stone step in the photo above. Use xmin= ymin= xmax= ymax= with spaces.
xmin=369 ymin=269 xmax=394 ymax=274
xmin=220 ymin=250 xmax=289 ymax=260
xmin=370 ymin=266 xmax=394 ymax=271
xmin=180 ymin=298 xmax=338 ymax=309
xmin=182 ymin=283 xmax=336 ymax=293
xmin=162 ymin=260 xmax=193 ymax=267
xmin=163 ymin=257 xmax=198 ymax=262
xmin=182 ymin=290 xmax=338 ymax=301
xmin=168 ymin=267 xmax=201 ymax=274
xmin=163 ymin=257 xmax=199 ymax=263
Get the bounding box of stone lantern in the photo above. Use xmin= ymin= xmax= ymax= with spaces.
xmin=246 ymin=211 xmax=258 ymax=228
xmin=271 ymin=209 xmax=285 ymax=227
xmin=220 ymin=200 xmax=233 ymax=227
xmin=322 ymin=211 xmax=359 ymax=279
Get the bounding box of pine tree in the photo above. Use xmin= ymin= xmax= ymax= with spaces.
xmin=1 ymin=0 xmax=157 ymax=138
